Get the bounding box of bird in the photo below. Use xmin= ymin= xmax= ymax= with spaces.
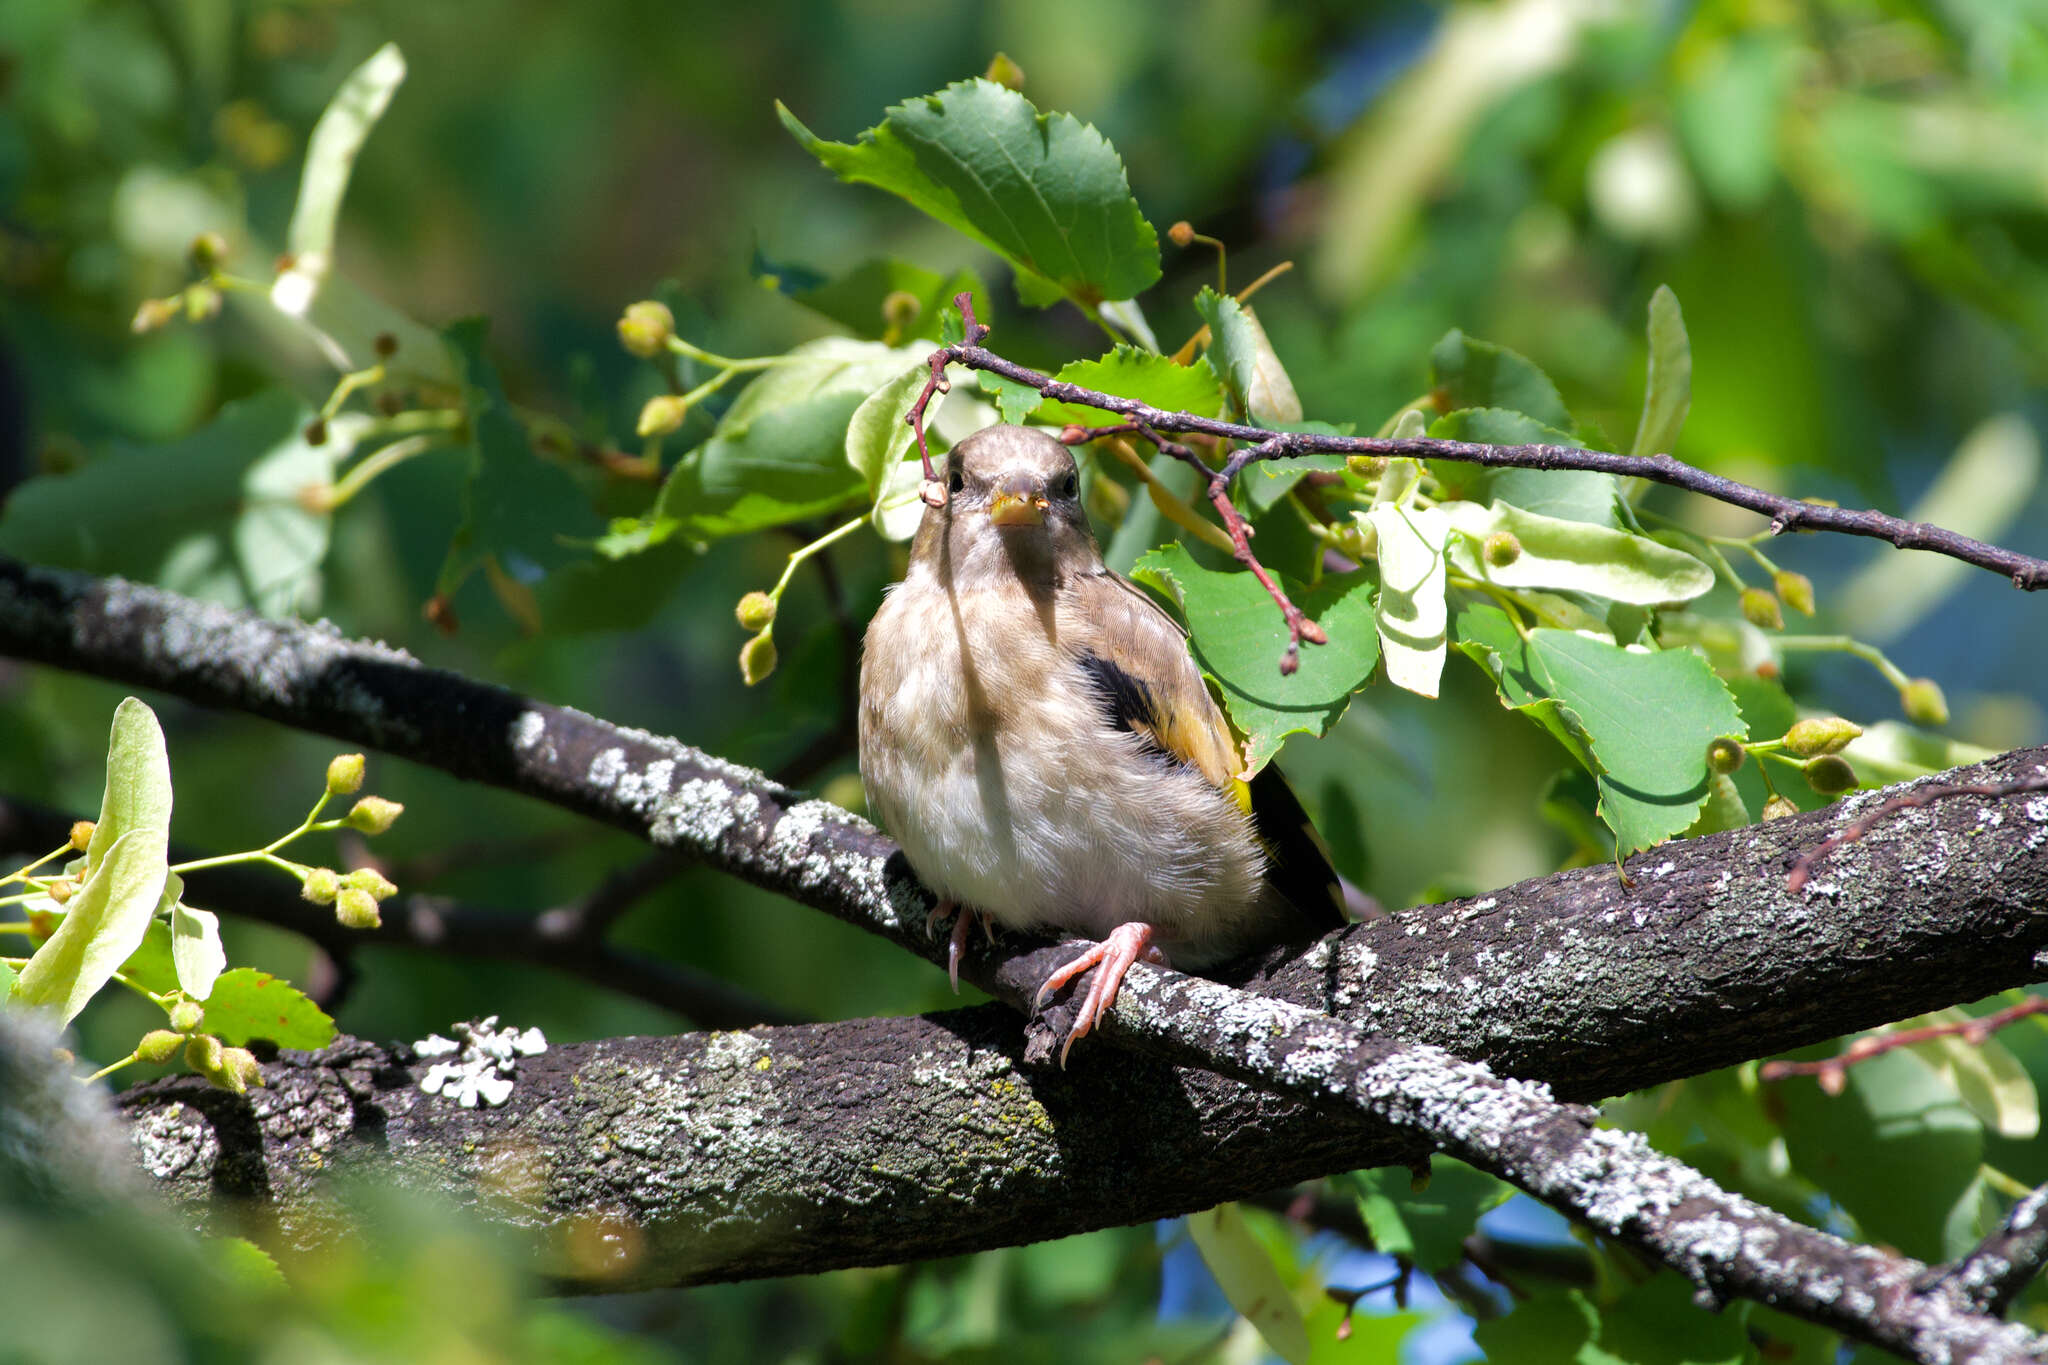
xmin=858 ymin=423 xmax=1346 ymax=1063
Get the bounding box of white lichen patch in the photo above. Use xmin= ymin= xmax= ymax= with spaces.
xmin=129 ymin=1099 xmax=218 ymax=1180
xmin=648 ymin=776 xmax=742 ymax=847
xmin=509 ymin=710 xmax=556 ymax=763
xmin=417 ymin=1015 xmax=547 ymax=1108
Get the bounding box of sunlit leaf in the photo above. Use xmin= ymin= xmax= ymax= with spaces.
xmin=1362 ymin=503 xmax=1449 ymax=699
xmin=1439 ymin=499 xmax=1713 ymax=604
xmin=11 ymin=699 xmax=173 ymax=1023
xmin=846 ymin=363 xmax=942 ymax=500
xmin=272 ymin=43 xmax=407 ymax=317
xmin=1429 ymin=329 xmax=1573 ymax=433
xmin=1130 ymin=544 xmax=1380 ymax=773
xmin=1186 ymin=1203 xmax=1310 ymax=1365
xmin=171 ymin=888 xmax=226 ymax=1003
xmin=201 ymin=967 xmax=337 ymax=1050
xmin=1349 ymin=1157 xmax=1512 ymax=1272
xmin=1427 ymin=408 xmax=1622 ymax=528
xmin=1037 ymin=345 xmax=1226 ymax=428
xmin=1194 ymin=288 xmax=1301 ymax=425
xmin=1907 ymin=1011 xmax=2039 ymax=1141
xmin=779 ymin=79 xmax=1160 ymax=310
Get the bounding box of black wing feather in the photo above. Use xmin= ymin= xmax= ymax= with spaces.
xmin=1248 ymin=764 xmax=1347 ymax=934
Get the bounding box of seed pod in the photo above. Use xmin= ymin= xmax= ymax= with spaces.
xmin=138 ymin=1030 xmax=184 ymax=1063
xmin=1805 ymin=754 xmax=1857 ymax=795
xmin=1783 ymin=717 xmax=1861 ymax=757
xmin=301 ymin=867 xmax=341 ymax=904
xmin=335 ymin=887 xmax=382 ymax=930
xmin=344 ymin=797 xmax=404 ymax=836
xmin=1706 ymin=737 xmax=1746 ymax=775
xmin=1774 ymin=570 xmax=1815 ymax=617
xmin=68 ymin=821 xmax=95 ymax=851
xmin=342 ymin=867 xmax=399 ymax=901
xmin=1740 ymin=587 xmax=1783 ymax=632
xmin=637 ymin=395 xmax=688 ymax=438
xmin=1901 ymin=678 xmax=1949 ymax=727
xmin=740 ymin=631 xmax=778 ymax=687
xmin=1483 ymin=531 xmax=1522 ymax=568
xmin=169 ymin=1000 xmax=205 ymax=1033
xmin=326 ymin=753 xmax=366 ymax=795
xmin=735 ymin=592 xmax=777 ymax=632
xmin=1761 ymin=795 xmax=1800 ymax=821
xmin=185 ymin=1033 xmax=223 ymax=1075
xmin=1168 ymin=221 xmax=1195 ymax=247
xmin=616 ymin=300 xmax=675 ymax=358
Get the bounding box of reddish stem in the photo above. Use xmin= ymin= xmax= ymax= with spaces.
xmin=1760 ymin=996 xmax=2048 ymax=1092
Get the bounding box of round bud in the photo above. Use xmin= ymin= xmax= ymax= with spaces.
xmin=219 ymin=1047 xmax=265 ymax=1093
xmin=189 ymin=231 xmax=228 ymax=272
xmin=1804 ymin=754 xmax=1857 ymax=795
xmin=131 ymin=296 xmax=179 ymax=334
xmin=1761 ymin=795 xmax=1800 ymax=822
xmin=185 ymin=1033 xmax=223 ymax=1074
xmin=1059 ymin=424 xmax=1088 ymax=446
xmin=45 ymin=878 xmax=74 ymax=905
xmin=344 ymin=797 xmax=404 ymax=836
xmin=617 ymin=300 xmax=676 ymax=358
xmin=984 ymin=51 xmax=1026 ymax=91
xmin=1706 ymin=737 xmax=1746 ymax=775
xmin=1345 ymin=454 xmax=1388 ymax=480
xmin=1739 ymin=587 xmax=1783 ymax=632
xmin=69 ymin=820 xmax=95 ymax=851
xmin=637 ymin=394 xmax=688 ymax=438
xmin=740 ymin=631 xmax=778 ymax=687
xmin=169 ymin=1000 xmax=205 ymax=1033
xmin=880 ymin=290 xmax=922 ymax=330
xmin=301 ymin=867 xmax=341 ymax=904
xmin=1168 ymin=220 xmax=1196 ymax=247
xmin=303 ymin=418 xmax=328 ymax=447
xmin=1783 ymin=717 xmax=1862 ymax=758
xmin=326 ymin=752 xmax=366 ymax=796
xmin=1773 ymin=570 xmax=1815 ymax=617
xmin=341 ymin=867 xmax=399 ymax=901
xmin=1901 ymin=678 xmax=1949 ymax=728
xmin=137 ymin=1029 xmax=184 ymax=1064
xmin=1483 ymin=531 xmax=1522 ymax=569
xmin=335 ymin=886 xmax=382 ymax=930
xmin=373 ymin=331 xmax=399 ymax=359
xmin=735 ymin=592 xmax=777 ymax=632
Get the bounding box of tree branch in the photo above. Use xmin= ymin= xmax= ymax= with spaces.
xmin=1941 ymin=1183 xmax=2048 ymax=1318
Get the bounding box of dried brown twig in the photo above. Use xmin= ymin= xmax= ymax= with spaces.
xmin=904 ymin=292 xmax=2048 ymax=673
xmin=1760 ymin=995 xmax=2048 ymax=1092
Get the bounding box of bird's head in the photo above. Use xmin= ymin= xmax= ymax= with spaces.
xmin=912 ymin=425 xmax=1101 ymax=588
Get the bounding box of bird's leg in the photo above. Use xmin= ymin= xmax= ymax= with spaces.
xmin=1034 ymin=922 xmax=1167 ymax=1066
xmin=923 ymin=900 xmax=990 ymax=993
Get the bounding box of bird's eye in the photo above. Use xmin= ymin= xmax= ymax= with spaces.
xmin=947 ymin=468 xmax=964 ymax=494
xmin=1057 ymin=472 xmax=1078 ymax=498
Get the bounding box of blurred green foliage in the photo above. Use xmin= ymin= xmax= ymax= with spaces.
xmin=4 ymin=0 xmax=2048 ymax=1361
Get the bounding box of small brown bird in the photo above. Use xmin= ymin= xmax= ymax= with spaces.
xmin=859 ymin=424 xmax=1344 ymax=1061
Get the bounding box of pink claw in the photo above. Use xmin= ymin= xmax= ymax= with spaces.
xmin=1034 ymin=923 xmax=1166 ymax=1066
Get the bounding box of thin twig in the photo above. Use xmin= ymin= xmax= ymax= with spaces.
xmin=1936 ymin=1182 xmax=2048 ymax=1317
xmin=1759 ymin=996 xmax=2048 ymax=1092
xmin=1787 ymin=769 xmax=2048 ymax=892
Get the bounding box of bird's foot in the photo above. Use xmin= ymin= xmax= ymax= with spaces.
xmin=924 ymin=900 xmax=994 ymax=993
xmin=1034 ymin=922 xmax=1166 ymax=1067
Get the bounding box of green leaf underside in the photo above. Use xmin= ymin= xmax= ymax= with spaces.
xmin=11 ymin=698 xmax=174 ymax=1023
xmin=656 ymin=338 xmax=925 ymax=540
xmin=1193 ymin=288 xmax=1302 ymax=426
xmin=444 ymin=319 xmax=599 ymax=580
xmin=202 ymin=967 xmax=337 ymax=1050
xmin=1440 ymin=500 xmax=1713 ymax=604
xmin=1427 ymin=408 xmax=1623 ymax=528
xmin=1451 ymin=606 xmax=1745 ymax=852
xmin=1429 ymin=329 xmax=1574 ymax=433
xmin=171 ymin=889 xmax=226 ymax=1002
xmin=1129 ymin=544 xmax=1379 ymax=774
xmin=778 ymin=79 xmax=1160 ymax=310
xmin=846 ymin=364 xmax=941 ymax=500
xmin=1633 ymin=285 xmax=1693 ymax=457
xmin=0 ymin=388 xmax=345 ymax=617
xmin=1185 ymin=1204 xmax=1310 ymax=1365
xmin=1350 ymin=1157 xmax=1512 ymax=1272
xmin=1363 ymin=503 xmax=1449 ymax=699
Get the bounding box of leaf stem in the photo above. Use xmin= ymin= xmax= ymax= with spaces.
xmin=1775 ymin=635 xmax=1912 ymax=690
xmin=85 ymin=1052 xmax=142 ymax=1085
xmin=326 ymin=434 xmax=440 ymax=509
xmin=2 ymin=841 xmax=78 ymax=886
xmin=769 ymin=514 xmax=870 ymax=603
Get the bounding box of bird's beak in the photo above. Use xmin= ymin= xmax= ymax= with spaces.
xmin=988 ymin=481 xmax=1048 ymax=527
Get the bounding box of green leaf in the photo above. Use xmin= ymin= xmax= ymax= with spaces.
xmin=1779 ymin=1045 xmax=1985 ymax=1260
xmin=1841 ymin=722 xmax=1998 ymax=786
xmin=1130 ymin=545 xmax=1380 ymax=773
xmin=171 ymin=888 xmax=225 ymax=1003
xmin=778 ymin=79 xmax=1160 ymax=310
xmin=0 ymin=389 xmax=348 ymax=616
xmin=1349 ymin=1157 xmax=1512 ymax=1272
xmin=1471 ymin=1291 xmax=1601 ymax=1365
xmin=975 ymin=370 xmax=1043 ymax=425
xmin=204 ymin=1236 xmax=289 ymax=1294
xmin=0 ymin=960 xmax=15 ymax=997
xmin=1193 ymin=288 xmax=1301 ymax=425
xmin=118 ymin=917 xmax=180 ymax=997
xmin=200 ymin=967 xmax=336 ymax=1050
xmin=1037 ymin=346 xmax=1226 ymax=428
xmin=1429 ymin=329 xmax=1573 ymax=433
xmin=1427 ymin=408 xmax=1621 ymax=528
xmin=1632 ymin=286 xmax=1691 ymax=457
xmin=1524 ymin=630 xmax=1746 ymax=855
xmin=271 ymin=43 xmax=406 ymax=317
xmin=1673 ymin=34 xmax=1799 ymax=211
xmin=846 ymin=364 xmax=942 ymax=500
xmin=1362 ymin=503 xmax=1449 ymax=699
xmin=654 ymin=338 xmax=922 ymax=540
xmin=754 ymin=253 xmax=989 ymax=341
xmin=1597 ymin=1272 xmax=1751 ymax=1365
xmin=1439 ymin=500 xmax=1713 ymax=605
xmin=1185 ymin=1203 xmax=1310 ymax=1365
xmin=1907 ymin=1010 xmax=2039 ymax=1141
xmin=10 ymin=699 xmax=174 ymax=1023
xmin=443 ymin=318 xmax=600 ymax=582
xmin=1449 ymin=600 xmax=1595 ymax=773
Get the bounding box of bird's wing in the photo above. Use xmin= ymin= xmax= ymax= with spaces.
xmin=1062 ymin=571 xmax=1345 ymax=930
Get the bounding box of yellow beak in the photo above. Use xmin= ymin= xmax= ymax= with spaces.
xmin=988 ymin=491 xmax=1048 ymax=527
